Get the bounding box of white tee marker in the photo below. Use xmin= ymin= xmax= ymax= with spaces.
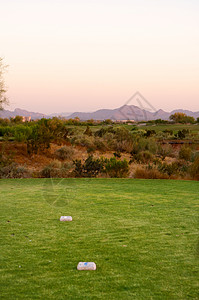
xmin=77 ymin=262 xmax=96 ymax=271
xmin=60 ymin=216 xmax=72 ymax=222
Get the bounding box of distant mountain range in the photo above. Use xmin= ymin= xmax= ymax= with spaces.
xmin=0 ymin=108 xmax=46 ymax=120
xmin=0 ymin=106 xmax=199 ymax=121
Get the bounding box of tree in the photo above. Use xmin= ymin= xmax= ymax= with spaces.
xmin=84 ymin=125 xmax=92 ymax=136
xmin=13 ymin=115 xmax=23 ymax=124
xmin=0 ymin=57 xmax=8 ymax=110
xmin=169 ymin=112 xmax=195 ymax=124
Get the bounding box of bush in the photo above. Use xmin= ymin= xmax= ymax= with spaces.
xmin=144 ymin=129 xmax=156 ymax=137
xmin=14 ymin=125 xmax=32 ymax=142
xmin=105 ymin=157 xmax=129 ymax=178
xmin=190 ymin=157 xmax=199 ymax=180
xmin=157 ymin=144 xmax=175 ymax=159
xmin=175 ymin=129 xmax=189 ymax=139
xmin=113 ymin=127 xmax=133 ymax=152
xmin=113 ymin=151 xmax=121 ymax=158
xmin=40 ymin=165 xmax=58 ymax=178
xmin=0 ymin=148 xmax=13 ymax=167
xmin=158 ymin=161 xmax=188 ymax=177
xmin=55 ymin=146 xmax=75 ymax=160
xmin=133 ymin=150 xmax=153 ymax=164
xmin=94 ymin=138 xmax=108 ymax=152
xmin=179 ymin=145 xmax=192 ymax=161
xmin=95 ymin=126 xmax=133 ymax=153
xmin=40 ymin=160 xmax=73 ymax=178
xmin=104 ymin=132 xmax=117 ymax=150
xmin=94 ymin=126 xmax=115 ymax=138
xmin=191 ymin=151 xmax=199 ymax=162
xmin=73 ymin=155 xmax=129 ymax=178
xmin=131 ymin=137 xmax=157 ymax=155
xmin=73 ymin=155 xmax=104 ymax=178
xmin=84 ymin=126 xmax=93 ymax=136
xmin=0 ymin=126 xmax=15 ymax=138
xmin=72 ymin=135 xmax=95 ymax=150
xmin=134 ymin=167 xmax=168 ymax=179
xmin=26 ymin=122 xmax=51 ymax=155
xmin=0 ymin=163 xmax=30 ymax=178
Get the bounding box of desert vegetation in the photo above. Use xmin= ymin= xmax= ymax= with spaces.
xmin=0 ymin=114 xmax=199 ymax=180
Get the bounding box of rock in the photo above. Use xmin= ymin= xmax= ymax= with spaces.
xmin=60 ymin=216 xmax=72 ymax=222
xmin=77 ymin=262 xmax=96 ymax=270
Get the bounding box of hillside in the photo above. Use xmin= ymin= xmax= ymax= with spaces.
xmin=0 ymin=106 xmax=199 ymax=121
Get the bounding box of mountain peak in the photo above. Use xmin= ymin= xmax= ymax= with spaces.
xmin=0 ymin=106 xmax=199 ymax=121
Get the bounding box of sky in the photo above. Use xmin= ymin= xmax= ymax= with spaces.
xmin=1 ymin=0 xmax=199 ymax=114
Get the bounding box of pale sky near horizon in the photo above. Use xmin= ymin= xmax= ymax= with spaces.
xmin=1 ymin=0 xmax=199 ymax=114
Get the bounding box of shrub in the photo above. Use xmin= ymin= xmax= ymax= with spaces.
xmin=73 ymin=155 xmax=104 ymax=178
xmin=134 ymin=167 xmax=168 ymax=179
xmin=72 ymin=135 xmax=95 ymax=151
xmin=0 ymin=126 xmax=15 ymax=138
xmin=104 ymin=132 xmax=117 ymax=150
xmin=14 ymin=125 xmax=32 ymax=142
xmin=0 ymin=163 xmax=30 ymax=178
xmin=84 ymin=126 xmax=93 ymax=136
xmin=105 ymin=157 xmax=129 ymax=178
xmin=175 ymin=129 xmax=189 ymax=139
xmin=157 ymin=144 xmax=175 ymax=159
xmin=49 ymin=160 xmax=62 ymax=168
xmin=41 ymin=161 xmax=61 ymax=178
xmin=94 ymin=126 xmax=115 ymax=138
xmin=190 ymin=157 xmax=199 ymax=180
xmin=131 ymin=137 xmax=157 ymax=155
xmin=73 ymin=159 xmax=84 ymax=177
xmin=83 ymin=155 xmax=104 ymax=177
xmin=94 ymin=138 xmax=108 ymax=152
xmin=114 ymin=140 xmax=133 ymax=153
xmin=40 ymin=165 xmax=57 ymax=178
xmin=96 ymin=126 xmax=133 ymax=153
xmin=0 ymin=118 xmax=10 ymax=126
xmin=0 ymin=148 xmax=13 ymax=167
xmin=158 ymin=161 xmax=188 ymax=177
xmin=144 ymin=129 xmax=156 ymax=137
xmin=40 ymin=160 xmax=73 ymax=178
xmin=55 ymin=146 xmax=75 ymax=160
xmin=133 ymin=150 xmax=153 ymax=164
xmin=113 ymin=151 xmax=121 ymax=158
xmin=163 ymin=129 xmax=173 ymax=136
xmin=113 ymin=127 xmax=133 ymax=152
xmin=61 ymin=161 xmax=73 ymax=172
xmin=179 ymin=145 xmax=192 ymax=161
xmin=26 ymin=122 xmax=52 ymax=155
xmin=73 ymin=155 xmax=129 ymax=178
xmin=191 ymin=151 xmax=199 ymax=162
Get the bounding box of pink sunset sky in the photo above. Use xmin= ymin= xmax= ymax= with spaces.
xmin=1 ymin=0 xmax=199 ymax=114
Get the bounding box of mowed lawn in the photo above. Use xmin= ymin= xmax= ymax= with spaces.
xmin=0 ymin=179 xmax=198 ymax=300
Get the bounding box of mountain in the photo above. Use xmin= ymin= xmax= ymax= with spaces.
xmin=49 ymin=112 xmax=73 ymax=118
xmin=0 ymin=108 xmax=46 ymax=120
xmin=0 ymin=106 xmax=199 ymax=121
xmin=67 ymin=105 xmax=199 ymax=121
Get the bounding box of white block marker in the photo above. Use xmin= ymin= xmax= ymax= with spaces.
xmin=77 ymin=262 xmax=96 ymax=271
xmin=60 ymin=216 xmax=72 ymax=222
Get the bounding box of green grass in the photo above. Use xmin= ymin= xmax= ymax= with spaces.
xmin=134 ymin=123 xmax=199 ymax=134
xmin=0 ymin=178 xmax=198 ymax=299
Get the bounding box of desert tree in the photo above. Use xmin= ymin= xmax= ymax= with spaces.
xmin=169 ymin=112 xmax=195 ymax=124
xmin=0 ymin=57 xmax=8 ymax=110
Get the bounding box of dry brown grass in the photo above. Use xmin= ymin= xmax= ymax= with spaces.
xmin=134 ymin=167 xmax=169 ymax=179
xmin=0 ymin=142 xmax=132 ymax=174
